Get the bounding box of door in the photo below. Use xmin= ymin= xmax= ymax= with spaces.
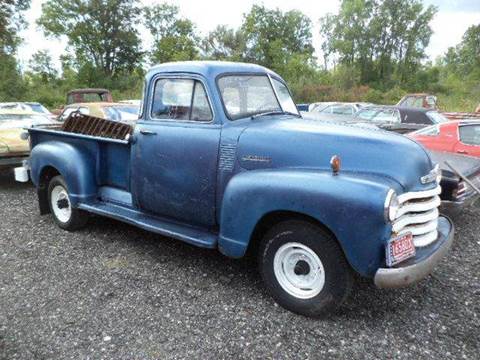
xmin=131 ymin=76 xmax=221 ymax=227
xmin=455 ymin=124 xmax=480 ymax=157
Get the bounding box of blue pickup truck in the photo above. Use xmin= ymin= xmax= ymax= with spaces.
xmin=17 ymin=61 xmax=454 ymax=316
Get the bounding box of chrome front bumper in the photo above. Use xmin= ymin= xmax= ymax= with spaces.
xmin=374 ymin=216 xmax=454 ymax=288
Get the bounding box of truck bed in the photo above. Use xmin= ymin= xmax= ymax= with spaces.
xmin=29 ymin=126 xmax=132 ymax=192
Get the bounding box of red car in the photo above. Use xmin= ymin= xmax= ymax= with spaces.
xmin=409 ymin=120 xmax=480 ymax=157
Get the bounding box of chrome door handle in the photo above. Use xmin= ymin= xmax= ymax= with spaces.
xmin=140 ymin=130 xmax=157 ymax=135
xmin=457 ymin=150 xmax=467 ymax=154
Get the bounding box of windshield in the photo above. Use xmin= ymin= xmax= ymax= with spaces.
xmin=426 ymin=111 xmax=448 ymax=124
xmin=218 ymin=75 xmax=298 ymax=120
xmin=28 ymin=103 xmax=50 ymax=114
xmin=103 ymin=105 xmax=139 ymax=121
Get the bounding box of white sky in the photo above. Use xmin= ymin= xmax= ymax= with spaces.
xmin=17 ymin=0 xmax=480 ymax=71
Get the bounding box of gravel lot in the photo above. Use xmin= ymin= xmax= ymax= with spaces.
xmin=0 ymin=170 xmax=479 ymax=359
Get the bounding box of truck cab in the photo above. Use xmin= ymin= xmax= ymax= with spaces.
xmin=19 ymin=61 xmax=454 ymax=316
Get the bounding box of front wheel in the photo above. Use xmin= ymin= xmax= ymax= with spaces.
xmin=258 ymin=220 xmax=353 ymax=317
xmin=48 ymin=175 xmax=88 ymax=231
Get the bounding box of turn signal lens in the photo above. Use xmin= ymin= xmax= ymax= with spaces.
xmin=330 ymin=155 xmax=341 ymax=175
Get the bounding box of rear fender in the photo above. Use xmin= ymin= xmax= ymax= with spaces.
xmin=218 ymin=169 xmax=394 ymax=277
xmin=30 ymin=141 xmax=97 ymax=206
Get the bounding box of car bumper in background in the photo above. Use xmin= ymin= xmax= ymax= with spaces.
xmin=374 ymin=216 xmax=454 ymax=288
xmin=0 ymin=155 xmax=29 ymax=169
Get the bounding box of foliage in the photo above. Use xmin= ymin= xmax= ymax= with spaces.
xmin=320 ymin=0 xmax=437 ymax=86
xmin=0 ymin=0 xmax=30 ymax=54
xmin=144 ymin=3 xmax=199 ymax=64
xmin=38 ymin=0 xmax=143 ymax=77
xmin=0 ymin=1 xmax=478 ymax=113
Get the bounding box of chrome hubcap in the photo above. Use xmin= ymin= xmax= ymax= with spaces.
xmin=51 ymin=185 xmax=71 ymax=223
xmin=273 ymin=242 xmax=325 ymax=299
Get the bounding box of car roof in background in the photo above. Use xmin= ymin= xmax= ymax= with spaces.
xmin=0 ymin=109 xmax=40 ymax=116
xmin=67 ymin=88 xmax=110 ymax=94
xmin=362 ymin=105 xmax=433 ymax=113
xmin=66 ymin=102 xmax=139 ymax=108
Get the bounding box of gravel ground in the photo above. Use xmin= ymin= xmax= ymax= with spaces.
xmin=0 ymin=170 xmax=479 ymax=360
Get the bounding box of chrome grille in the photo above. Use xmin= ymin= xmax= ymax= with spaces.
xmin=392 ymin=184 xmax=442 ymax=247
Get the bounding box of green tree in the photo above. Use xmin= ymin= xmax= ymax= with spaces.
xmin=38 ymin=0 xmax=143 ymax=78
xmin=28 ymin=50 xmax=58 ymax=82
xmin=201 ymin=25 xmax=246 ymax=61
xmin=320 ymin=0 xmax=436 ymax=86
xmin=0 ymin=0 xmax=30 ymax=54
xmin=241 ymin=5 xmax=315 ymax=71
xmin=444 ymin=25 xmax=480 ymax=77
xmin=0 ymin=0 xmax=30 ymax=101
xmin=144 ymin=3 xmax=198 ymax=64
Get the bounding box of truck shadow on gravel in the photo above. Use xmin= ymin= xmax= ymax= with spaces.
xmin=0 ymin=170 xmax=33 ymax=190
xmin=82 ymin=214 xmax=443 ymax=319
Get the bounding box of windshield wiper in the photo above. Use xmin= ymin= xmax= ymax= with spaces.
xmin=251 ymin=110 xmax=301 ymax=119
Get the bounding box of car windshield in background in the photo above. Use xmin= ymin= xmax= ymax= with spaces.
xmin=426 ymin=111 xmax=448 ymax=124
xmin=28 ymin=103 xmax=50 ymax=114
xmin=218 ymin=75 xmax=297 ymax=120
xmin=103 ymin=106 xmax=139 ymax=121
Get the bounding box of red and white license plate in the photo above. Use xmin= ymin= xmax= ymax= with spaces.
xmin=386 ymin=232 xmax=416 ymax=267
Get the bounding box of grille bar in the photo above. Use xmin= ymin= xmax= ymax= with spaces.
xmin=393 ymin=184 xmax=441 ymax=248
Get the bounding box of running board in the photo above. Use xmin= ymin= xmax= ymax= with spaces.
xmin=78 ymin=202 xmax=218 ymax=249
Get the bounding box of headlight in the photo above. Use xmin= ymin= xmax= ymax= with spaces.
xmin=384 ymin=189 xmax=399 ymax=222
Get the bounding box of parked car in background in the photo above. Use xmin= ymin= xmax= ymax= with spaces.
xmin=66 ymin=88 xmax=113 ymax=105
xmin=308 ymin=101 xmax=335 ymax=112
xmin=427 ymin=150 xmax=480 ymax=210
xmin=397 ymin=93 xmax=438 ymax=110
xmin=295 ymin=103 xmax=309 ymax=112
xmin=408 ymin=121 xmax=480 ymax=157
xmin=0 ymin=102 xmax=55 ymax=120
xmin=119 ymin=99 xmax=142 ymax=106
xmin=397 ymin=93 xmax=480 ymax=121
xmin=58 ymin=102 xmax=140 ymax=122
xmin=304 ymin=105 xmax=448 ymax=134
xmin=17 ymin=61 xmax=454 ymax=317
xmin=309 ymin=102 xmax=372 ymax=115
xmin=0 ymin=110 xmax=56 ymax=169
xmin=353 ymin=106 xmax=449 ymax=133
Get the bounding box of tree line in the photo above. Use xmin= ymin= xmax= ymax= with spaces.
xmin=1 ymin=0 xmax=479 ymax=111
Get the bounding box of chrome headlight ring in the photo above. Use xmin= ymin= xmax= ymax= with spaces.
xmin=384 ymin=189 xmax=399 ymax=223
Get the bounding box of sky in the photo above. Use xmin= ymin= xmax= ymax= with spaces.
xmin=17 ymin=0 xmax=480 ymax=71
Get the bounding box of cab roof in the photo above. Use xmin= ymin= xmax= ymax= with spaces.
xmin=146 ymin=61 xmax=280 ymax=81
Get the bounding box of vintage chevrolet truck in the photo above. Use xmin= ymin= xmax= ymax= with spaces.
xmin=17 ymin=62 xmax=454 ymax=316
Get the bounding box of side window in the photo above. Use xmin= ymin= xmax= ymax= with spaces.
xmin=373 ymin=109 xmax=399 ymax=123
xmin=151 ymin=78 xmax=212 ymax=122
xmin=330 ymin=105 xmax=354 ymax=115
xmin=413 ymin=97 xmax=424 ymax=108
xmin=401 ymin=97 xmax=414 ymax=107
xmin=191 ymin=81 xmax=213 ymax=121
xmin=356 ymin=108 xmax=378 ymax=120
xmin=459 ymin=126 xmax=480 ymax=146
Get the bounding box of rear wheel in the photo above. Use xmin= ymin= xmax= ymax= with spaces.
xmin=258 ymin=220 xmax=353 ymax=317
xmin=48 ymin=175 xmax=88 ymax=231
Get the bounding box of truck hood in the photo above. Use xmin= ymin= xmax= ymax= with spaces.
xmin=236 ymin=117 xmax=434 ymax=192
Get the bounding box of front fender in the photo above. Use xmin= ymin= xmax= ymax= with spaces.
xmin=30 ymin=141 xmax=97 ymax=206
xmin=218 ymin=169 xmax=397 ymax=277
